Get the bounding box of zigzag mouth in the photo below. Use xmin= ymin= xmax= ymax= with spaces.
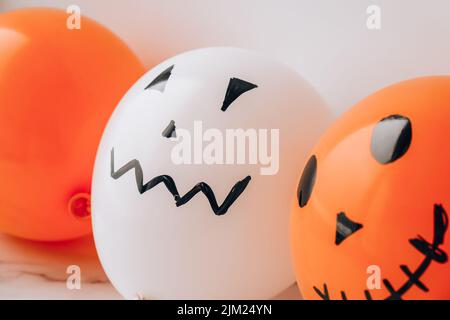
xmin=313 ymin=204 xmax=448 ymax=300
xmin=109 ymin=148 xmax=251 ymax=216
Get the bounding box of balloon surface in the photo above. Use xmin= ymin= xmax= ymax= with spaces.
xmin=92 ymin=47 xmax=332 ymax=299
xmin=291 ymin=77 xmax=450 ymax=300
xmin=0 ymin=8 xmax=145 ymax=241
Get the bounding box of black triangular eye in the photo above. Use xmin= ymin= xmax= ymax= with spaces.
xmin=335 ymin=212 xmax=363 ymax=245
xmin=371 ymin=114 xmax=412 ymax=164
xmin=221 ymin=78 xmax=257 ymax=111
xmin=145 ymin=65 xmax=174 ymax=92
xmin=297 ymin=155 xmax=317 ymax=208
xmin=162 ymin=120 xmax=176 ymax=139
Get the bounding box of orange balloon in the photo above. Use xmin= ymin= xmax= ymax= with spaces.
xmin=291 ymin=77 xmax=450 ymax=300
xmin=0 ymin=8 xmax=145 ymax=241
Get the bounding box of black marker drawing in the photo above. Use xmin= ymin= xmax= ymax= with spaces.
xmin=371 ymin=114 xmax=412 ymax=165
xmin=162 ymin=120 xmax=176 ymax=138
xmin=145 ymin=65 xmax=174 ymax=92
xmin=313 ymin=204 xmax=448 ymax=300
xmin=297 ymin=155 xmax=317 ymax=208
xmin=335 ymin=212 xmax=363 ymax=245
xmin=221 ymin=78 xmax=258 ymax=112
xmin=110 ymin=148 xmax=251 ymax=215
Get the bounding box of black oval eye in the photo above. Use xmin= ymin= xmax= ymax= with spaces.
xmin=297 ymin=155 xmax=317 ymax=208
xmin=371 ymin=115 xmax=412 ymax=164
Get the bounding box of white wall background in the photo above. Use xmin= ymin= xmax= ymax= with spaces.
xmin=2 ymin=0 xmax=450 ymax=115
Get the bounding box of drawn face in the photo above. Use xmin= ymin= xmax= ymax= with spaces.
xmin=290 ymin=77 xmax=450 ymax=300
xmin=109 ymin=65 xmax=256 ymax=216
xmin=91 ymin=48 xmax=332 ymax=299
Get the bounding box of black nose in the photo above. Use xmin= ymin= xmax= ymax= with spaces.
xmin=162 ymin=120 xmax=176 ymax=138
xmin=335 ymin=212 xmax=363 ymax=245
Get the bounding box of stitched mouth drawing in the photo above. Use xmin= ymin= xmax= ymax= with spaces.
xmin=313 ymin=204 xmax=448 ymax=300
xmin=110 ymin=148 xmax=251 ymax=215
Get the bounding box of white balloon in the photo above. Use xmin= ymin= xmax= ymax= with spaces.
xmin=92 ymin=47 xmax=332 ymax=299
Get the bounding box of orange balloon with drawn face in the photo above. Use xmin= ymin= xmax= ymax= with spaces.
xmin=290 ymin=77 xmax=450 ymax=300
xmin=0 ymin=8 xmax=145 ymax=241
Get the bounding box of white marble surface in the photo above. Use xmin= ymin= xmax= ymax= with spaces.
xmin=0 ymin=233 xmax=120 ymax=299
xmin=0 ymin=232 xmax=300 ymax=300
